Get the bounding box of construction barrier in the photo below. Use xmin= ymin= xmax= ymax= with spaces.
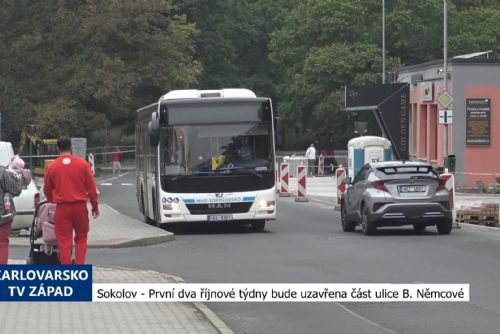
xmin=440 ymin=172 xmax=457 ymax=228
xmin=295 ymin=165 xmax=308 ymax=202
xmin=336 ymin=166 xmax=346 ymax=207
xmin=275 ymin=162 xmax=280 ymax=193
xmin=279 ymin=162 xmax=291 ymax=197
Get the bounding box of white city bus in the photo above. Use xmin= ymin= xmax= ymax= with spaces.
xmin=135 ymin=89 xmax=277 ymax=231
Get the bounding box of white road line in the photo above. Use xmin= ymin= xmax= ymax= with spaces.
xmin=100 ymin=183 xmax=112 ymax=186
xmin=336 ymin=303 xmax=399 ymax=334
xmin=121 ymin=183 xmax=134 ymax=186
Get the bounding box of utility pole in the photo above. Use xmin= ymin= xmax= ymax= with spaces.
xmin=382 ymin=0 xmax=386 ymax=84
xmin=443 ymin=0 xmax=448 ymax=157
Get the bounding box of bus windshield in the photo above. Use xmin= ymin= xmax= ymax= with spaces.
xmin=160 ymin=123 xmax=273 ymax=177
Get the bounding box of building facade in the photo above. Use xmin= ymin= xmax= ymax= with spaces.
xmin=396 ymin=53 xmax=500 ymax=188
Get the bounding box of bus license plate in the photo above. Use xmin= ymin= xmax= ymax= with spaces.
xmin=208 ymin=214 xmax=233 ymax=222
xmin=398 ymin=185 xmax=426 ymax=193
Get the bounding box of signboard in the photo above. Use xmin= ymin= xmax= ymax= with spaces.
xmin=437 ymin=91 xmax=454 ymax=109
xmin=439 ymin=110 xmax=453 ymax=124
xmin=420 ymin=82 xmax=433 ymax=102
xmin=466 ymin=98 xmax=490 ymax=145
xmin=71 ymin=138 xmax=87 ymax=158
xmin=342 ymin=83 xmax=409 ymax=160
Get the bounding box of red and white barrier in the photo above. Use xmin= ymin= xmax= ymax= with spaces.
xmin=440 ymin=172 xmax=455 ymax=209
xmin=275 ymin=162 xmax=280 ymax=193
xmin=440 ymin=172 xmax=457 ymax=227
xmin=279 ymin=162 xmax=290 ymax=197
xmin=336 ymin=166 xmax=346 ymax=206
xmin=295 ymin=165 xmax=308 ymax=202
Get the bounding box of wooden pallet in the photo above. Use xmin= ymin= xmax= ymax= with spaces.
xmin=456 ymin=213 xmax=499 ymax=227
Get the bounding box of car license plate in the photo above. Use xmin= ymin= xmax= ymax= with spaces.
xmin=207 ymin=214 xmax=233 ymax=222
xmin=398 ymin=185 xmax=426 ymax=193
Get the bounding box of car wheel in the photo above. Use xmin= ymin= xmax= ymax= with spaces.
xmin=251 ymin=220 xmax=266 ymax=232
xmin=413 ymin=224 xmax=426 ymax=233
xmin=361 ymin=204 xmax=377 ymax=236
xmin=341 ymin=202 xmax=355 ymax=232
xmin=436 ymin=219 xmax=452 ymax=235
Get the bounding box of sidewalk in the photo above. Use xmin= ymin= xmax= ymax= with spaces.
xmin=287 ymin=175 xmax=500 ymax=207
xmin=10 ymin=203 xmax=174 ymax=248
xmin=1 ymin=264 xmax=233 ymax=334
xmin=6 ymin=195 xmax=234 ymax=333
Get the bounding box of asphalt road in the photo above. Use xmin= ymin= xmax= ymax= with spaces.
xmin=11 ymin=171 xmax=500 ymax=333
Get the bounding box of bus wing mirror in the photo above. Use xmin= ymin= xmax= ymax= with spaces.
xmin=148 ymin=111 xmax=160 ymax=146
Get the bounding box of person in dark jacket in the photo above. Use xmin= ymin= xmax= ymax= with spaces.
xmin=44 ymin=137 xmax=99 ymax=265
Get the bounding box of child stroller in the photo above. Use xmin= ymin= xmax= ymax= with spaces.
xmin=27 ymin=200 xmax=59 ymax=264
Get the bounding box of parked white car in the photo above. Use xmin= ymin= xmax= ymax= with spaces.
xmin=0 ymin=141 xmax=40 ymax=230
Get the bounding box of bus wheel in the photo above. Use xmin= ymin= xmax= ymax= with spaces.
xmin=141 ymin=190 xmax=153 ymax=225
xmin=251 ymin=220 xmax=266 ymax=232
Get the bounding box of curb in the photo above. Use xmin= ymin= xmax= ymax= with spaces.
xmin=9 ymin=234 xmax=174 ymax=249
xmin=87 ymin=233 xmax=175 ymax=248
xmin=456 ymin=222 xmax=500 ymax=234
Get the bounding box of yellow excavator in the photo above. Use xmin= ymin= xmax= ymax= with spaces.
xmin=18 ymin=125 xmax=58 ymax=176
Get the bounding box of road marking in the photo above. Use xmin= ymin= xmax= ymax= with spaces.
xmin=100 ymin=183 xmax=112 ymax=186
xmin=121 ymin=183 xmax=133 ymax=186
xmin=336 ymin=303 xmax=399 ymax=334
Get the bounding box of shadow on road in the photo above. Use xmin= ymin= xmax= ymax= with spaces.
xmin=348 ymin=227 xmax=448 ymax=237
xmin=160 ymin=221 xmax=273 ymax=235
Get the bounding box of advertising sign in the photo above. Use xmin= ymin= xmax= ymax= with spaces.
xmin=466 ymin=98 xmax=490 ymax=145
xmin=342 ymin=83 xmax=409 ymax=160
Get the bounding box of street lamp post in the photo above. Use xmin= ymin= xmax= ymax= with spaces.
xmin=382 ymin=0 xmax=386 ymax=84
xmin=443 ymin=0 xmax=449 ymax=158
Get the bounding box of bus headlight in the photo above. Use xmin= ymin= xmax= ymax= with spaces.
xmin=258 ymin=200 xmax=275 ymax=209
xmin=163 ymin=203 xmax=180 ymax=211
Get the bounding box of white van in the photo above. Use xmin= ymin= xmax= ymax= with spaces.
xmin=0 ymin=141 xmax=40 ymax=230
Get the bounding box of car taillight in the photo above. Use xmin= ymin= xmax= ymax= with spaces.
xmin=437 ymin=179 xmax=446 ymax=191
xmin=372 ymin=181 xmax=388 ymax=192
xmin=34 ymin=193 xmax=40 ymax=207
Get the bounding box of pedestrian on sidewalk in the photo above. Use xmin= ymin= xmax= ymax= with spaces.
xmin=44 ymin=137 xmax=99 ymax=265
xmin=111 ymin=147 xmax=122 ymax=176
xmin=305 ymin=144 xmax=316 ymax=177
xmin=0 ymin=163 xmax=25 ymax=264
xmin=3 ymin=155 xmax=32 ymax=221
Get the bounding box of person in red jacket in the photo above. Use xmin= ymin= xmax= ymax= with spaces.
xmin=111 ymin=147 xmax=122 ymax=176
xmin=44 ymin=137 xmax=99 ymax=265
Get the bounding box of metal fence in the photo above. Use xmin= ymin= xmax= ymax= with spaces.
xmin=86 ymin=145 xmax=135 ymax=165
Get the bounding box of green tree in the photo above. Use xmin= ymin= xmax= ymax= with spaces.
xmin=0 ymin=0 xmax=200 ymax=146
xmin=449 ymin=6 xmax=500 ymax=55
xmin=177 ymin=0 xmax=294 ymax=98
xmin=270 ymin=0 xmax=400 ymax=149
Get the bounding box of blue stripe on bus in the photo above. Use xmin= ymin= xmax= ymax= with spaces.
xmin=182 ymin=197 xmax=255 ymax=203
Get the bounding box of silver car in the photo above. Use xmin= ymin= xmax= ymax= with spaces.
xmin=341 ymin=161 xmax=453 ymax=235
